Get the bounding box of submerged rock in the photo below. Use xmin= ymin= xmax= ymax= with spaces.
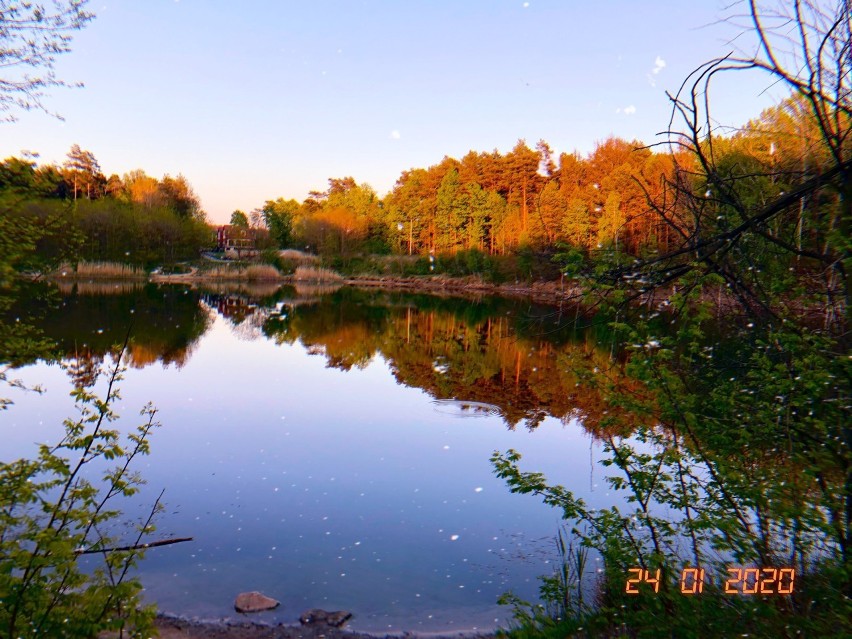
xmin=299 ymin=608 xmax=353 ymax=628
xmin=234 ymin=591 xmax=280 ymax=613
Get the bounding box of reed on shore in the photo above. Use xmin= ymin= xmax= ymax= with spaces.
xmin=199 ymin=264 xmax=284 ymax=281
xmin=292 ymin=265 xmax=344 ymax=283
xmin=54 ymin=261 xmax=147 ymax=279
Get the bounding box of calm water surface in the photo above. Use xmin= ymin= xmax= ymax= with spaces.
xmin=2 ymin=283 xmax=626 ymax=632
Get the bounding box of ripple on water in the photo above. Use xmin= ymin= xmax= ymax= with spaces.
xmin=431 ymin=399 xmax=502 ymax=419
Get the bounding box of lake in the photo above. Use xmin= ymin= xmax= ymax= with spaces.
xmin=1 ymin=282 xmax=630 ymax=632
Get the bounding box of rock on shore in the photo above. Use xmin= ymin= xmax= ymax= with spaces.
xmin=234 ymin=591 xmax=280 ymax=613
xmin=299 ymin=608 xmax=352 ymax=628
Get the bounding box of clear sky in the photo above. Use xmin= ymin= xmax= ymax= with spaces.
xmin=1 ymin=1 xmax=782 ymax=223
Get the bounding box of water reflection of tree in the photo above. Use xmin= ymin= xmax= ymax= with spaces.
xmin=65 ymin=346 xmax=102 ymax=389
xmin=492 ymin=1 xmax=850 ymax=632
xmin=0 ymin=282 xmax=58 ymax=409
xmin=257 ymin=288 xmax=638 ymax=433
xmin=2 ymin=282 xmax=210 ymax=372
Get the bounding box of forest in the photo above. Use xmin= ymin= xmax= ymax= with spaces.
xmin=0 ymin=0 xmax=849 ymax=635
xmin=251 ymin=94 xmax=837 ymax=272
xmin=1 ymin=91 xmax=839 ymax=288
xmin=0 ymin=145 xmax=210 ymax=274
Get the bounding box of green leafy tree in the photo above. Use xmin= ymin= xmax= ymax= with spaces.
xmin=383 ymin=168 xmax=433 ymax=255
xmin=436 ymin=167 xmax=465 ymax=251
xmin=63 ymin=144 xmax=102 ymax=200
xmin=533 ymin=180 xmax=565 ymax=246
xmin=462 ymin=182 xmax=489 ymax=251
xmin=561 ymin=197 xmax=591 ymax=249
xmin=0 ymin=198 xmax=76 ymax=282
xmin=0 ymin=156 xmax=37 ymax=193
xmin=229 ymin=209 xmax=249 ymax=227
xmin=261 ymin=198 xmax=298 ymax=248
xmin=595 ymin=191 xmax=622 ymax=250
xmin=158 ymin=174 xmax=203 ymax=220
xmin=504 ymin=140 xmax=542 ymax=238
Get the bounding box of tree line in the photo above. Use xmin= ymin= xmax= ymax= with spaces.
xmin=0 ymin=145 xmax=210 ymax=270
xmin=252 ymin=94 xmax=842 ymax=286
xmin=1 ymin=92 xmax=842 ymax=290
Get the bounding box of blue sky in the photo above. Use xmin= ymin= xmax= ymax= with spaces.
xmin=2 ymin=1 xmax=781 ymax=223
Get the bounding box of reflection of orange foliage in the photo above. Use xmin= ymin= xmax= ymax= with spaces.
xmin=299 ymin=323 xmax=381 ymax=371
xmin=555 ymin=345 xmax=650 ymax=438
xmin=61 ymin=340 xmax=194 ymax=373
xmin=127 ymin=343 xmax=161 ymax=368
xmin=293 ymin=315 xmax=382 ymax=370
xmin=291 ymin=304 xmax=650 ymax=435
xmin=112 ymin=342 xmax=193 ymax=369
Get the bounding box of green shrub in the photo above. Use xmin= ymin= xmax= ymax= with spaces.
xmin=157 ymin=262 xmax=192 ymax=275
xmin=0 ymin=348 xmax=160 ymax=638
xmin=259 ymin=249 xmax=297 ymax=275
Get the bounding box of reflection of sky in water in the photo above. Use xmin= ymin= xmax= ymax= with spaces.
xmin=2 ymin=314 xmax=619 ymax=632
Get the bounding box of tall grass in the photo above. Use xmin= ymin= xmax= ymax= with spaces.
xmin=55 ymin=261 xmax=147 ymax=279
xmin=55 ymin=281 xmax=145 ymax=295
xmin=293 ymin=265 xmax=344 ymax=283
xmin=277 ymin=249 xmax=320 ymax=264
xmin=199 ymin=265 xmax=284 ymax=281
xmin=499 ymin=527 xmax=594 ymax=639
xmin=244 ymin=265 xmax=284 ymax=281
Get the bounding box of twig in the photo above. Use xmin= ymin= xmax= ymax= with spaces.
xmin=75 ymin=537 xmax=193 ymax=555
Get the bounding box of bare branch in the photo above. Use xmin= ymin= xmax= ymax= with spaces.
xmin=74 ymin=536 xmax=194 ymax=555
xmin=0 ymin=1 xmax=95 ymax=121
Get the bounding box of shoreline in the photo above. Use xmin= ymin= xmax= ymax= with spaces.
xmin=153 ymin=614 xmax=499 ymax=639
xmin=48 ymin=270 xmax=590 ymax=307
xmin=43 ymin=269 xmax=824 ymax=321
xmin=340 ymin=275 xmax=584 ymax=307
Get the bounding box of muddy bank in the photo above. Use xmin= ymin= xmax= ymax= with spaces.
xmin=343 ymin=275 xmax=584 ymax=307
xmin=141 ymin=270 xmax=588 ymax=307
xmin=43 ymin=270 xmax=752 ymax=319
xmin=153 ymin=615 xmax=497 ymax=639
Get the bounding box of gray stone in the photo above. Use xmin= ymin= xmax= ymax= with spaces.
xmin=299 ymin=608 xmax=353 ymax=628
xmin=234 ymin=591 xmax=280 ymax=613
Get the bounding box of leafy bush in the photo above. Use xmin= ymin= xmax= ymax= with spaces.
xmin=430 ymin=248 xmax=504 ymax=281
xmin=493 ymin=278 xmax=850 ymax=638
xmin=0 ymin=348 xmax=160 ymax=638
xmin=258 ymin=249 xmax=298 ymax=275
xmin=155 ymin=263 xmax=192 ymax=275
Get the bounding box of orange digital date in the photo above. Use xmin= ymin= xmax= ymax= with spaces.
xmin=625 ymin=568 xmax=661 ymax=594
xmin=625 ymin=566 xmax=795 ymax=595
xmin=724 ymin=567 xmax=795 ymax=595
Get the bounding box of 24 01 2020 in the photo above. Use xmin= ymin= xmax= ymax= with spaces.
xmin=625 ymin=567 xmax=796 ymax=595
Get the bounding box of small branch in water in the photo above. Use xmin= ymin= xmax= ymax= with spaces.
xmin=75 ymin=537 xmax=193 ymax=555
